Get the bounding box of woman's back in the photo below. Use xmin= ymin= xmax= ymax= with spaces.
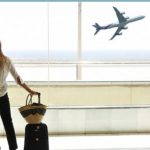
xmin=0 ymin=54 xmax=11 ymax=97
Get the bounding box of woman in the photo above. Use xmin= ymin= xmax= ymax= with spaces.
xmin=0 ymin=41 xmax=39 ymax=150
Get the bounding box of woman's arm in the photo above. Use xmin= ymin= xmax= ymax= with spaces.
xmin=9 ymin=59 xmax=39 ymax=95
xmin=16 ymin=76 xmax=39 ymax=95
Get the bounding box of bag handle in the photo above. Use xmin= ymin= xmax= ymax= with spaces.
xmin=26 ymin=93 xmax=41 ymax=105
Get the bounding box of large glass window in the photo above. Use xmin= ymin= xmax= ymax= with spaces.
xmin=48 ymin=2 xmax=78 ymax=81
xmin=1 ymin=2 xmax=150 ymax=82
xmin=82 ymin=2 xmax=150 ymax=81
xmin=2 ymin=2 xmax=78 ymax=82
xmin=0 ymin=2 xmax=49 ymax=82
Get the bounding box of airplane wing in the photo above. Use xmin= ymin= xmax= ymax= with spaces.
xmin=110 ymin=27 xmax=122 ymax=40
xmin=113 ymin=6 xmax=127 ymax=23
xmin=110 ymin=7 xmax=130 ymax=40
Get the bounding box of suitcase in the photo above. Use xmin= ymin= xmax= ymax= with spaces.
xmin=24 ymin=123 xmax=49 ymax=150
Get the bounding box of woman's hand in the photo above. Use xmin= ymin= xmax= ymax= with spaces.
xmin=30 ymin=90 xmax=40 ymax=96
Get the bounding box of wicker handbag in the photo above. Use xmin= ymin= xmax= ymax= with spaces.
xmin=19 ymin=93 xmax=47 ymax=124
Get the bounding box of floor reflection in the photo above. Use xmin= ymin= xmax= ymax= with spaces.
xmin=0 ymin=135 xmax=150 ymax=150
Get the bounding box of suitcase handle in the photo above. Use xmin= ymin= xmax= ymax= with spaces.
xmin=26 ymin=93 xmax=41 ymax=105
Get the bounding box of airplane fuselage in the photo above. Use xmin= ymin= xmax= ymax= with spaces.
xmin=127 ymin=15 xmax=145 ymax=23
xmin=102 ymin=15 xmax=145 ymax=30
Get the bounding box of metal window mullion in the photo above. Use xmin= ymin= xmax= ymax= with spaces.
xmin=47 ymin=2 xmax=50 ymax=83
xmin=77 ymin=2 xmax=82 ymax=80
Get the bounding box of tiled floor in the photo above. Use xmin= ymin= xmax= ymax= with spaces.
xmin=0 ymin=135 xmax=150 ymax=150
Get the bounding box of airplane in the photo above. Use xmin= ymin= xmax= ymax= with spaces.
xmin=93 ymin=6 xmax=145 ymax=40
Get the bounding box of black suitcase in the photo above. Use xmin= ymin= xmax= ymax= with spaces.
xmin=24 ymin=123 xmax=49 ymax=150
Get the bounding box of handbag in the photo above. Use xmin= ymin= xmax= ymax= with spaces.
xmin=19 ymin=93 xmax=47 ymax=124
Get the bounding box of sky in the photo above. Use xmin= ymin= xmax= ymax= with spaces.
xmin=0 ymin=2 xmax=149 ymax=60
xmin=82 ymin=2 xmax=150 ymax=51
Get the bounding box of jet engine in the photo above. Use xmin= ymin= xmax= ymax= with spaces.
xmin=121 ymin=12 xmax=125 ymax=15
xmin=122 ymin=26 xmax=128 ymax=30
xmin=117 ymin=32 xmax=122 ymax=35
xmin=125 ymin=17 xmax=129 ymax=20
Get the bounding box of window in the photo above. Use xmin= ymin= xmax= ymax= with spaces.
xmin=48 ymin=2 xmax=78 ymax=81
xmin=2 ymin=2 xmax=150 ymax=82
xmin=82 ymin=2 xmax=150 ymax=81
xmin=0 ymin=2 xmax=49 ymax=82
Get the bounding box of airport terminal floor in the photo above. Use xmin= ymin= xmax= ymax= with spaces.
xmin=1 ymin=135 xmax=150 ymax=150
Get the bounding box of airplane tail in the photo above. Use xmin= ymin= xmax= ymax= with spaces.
xmin=93 ymin=23 xmax=102 ymax=35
